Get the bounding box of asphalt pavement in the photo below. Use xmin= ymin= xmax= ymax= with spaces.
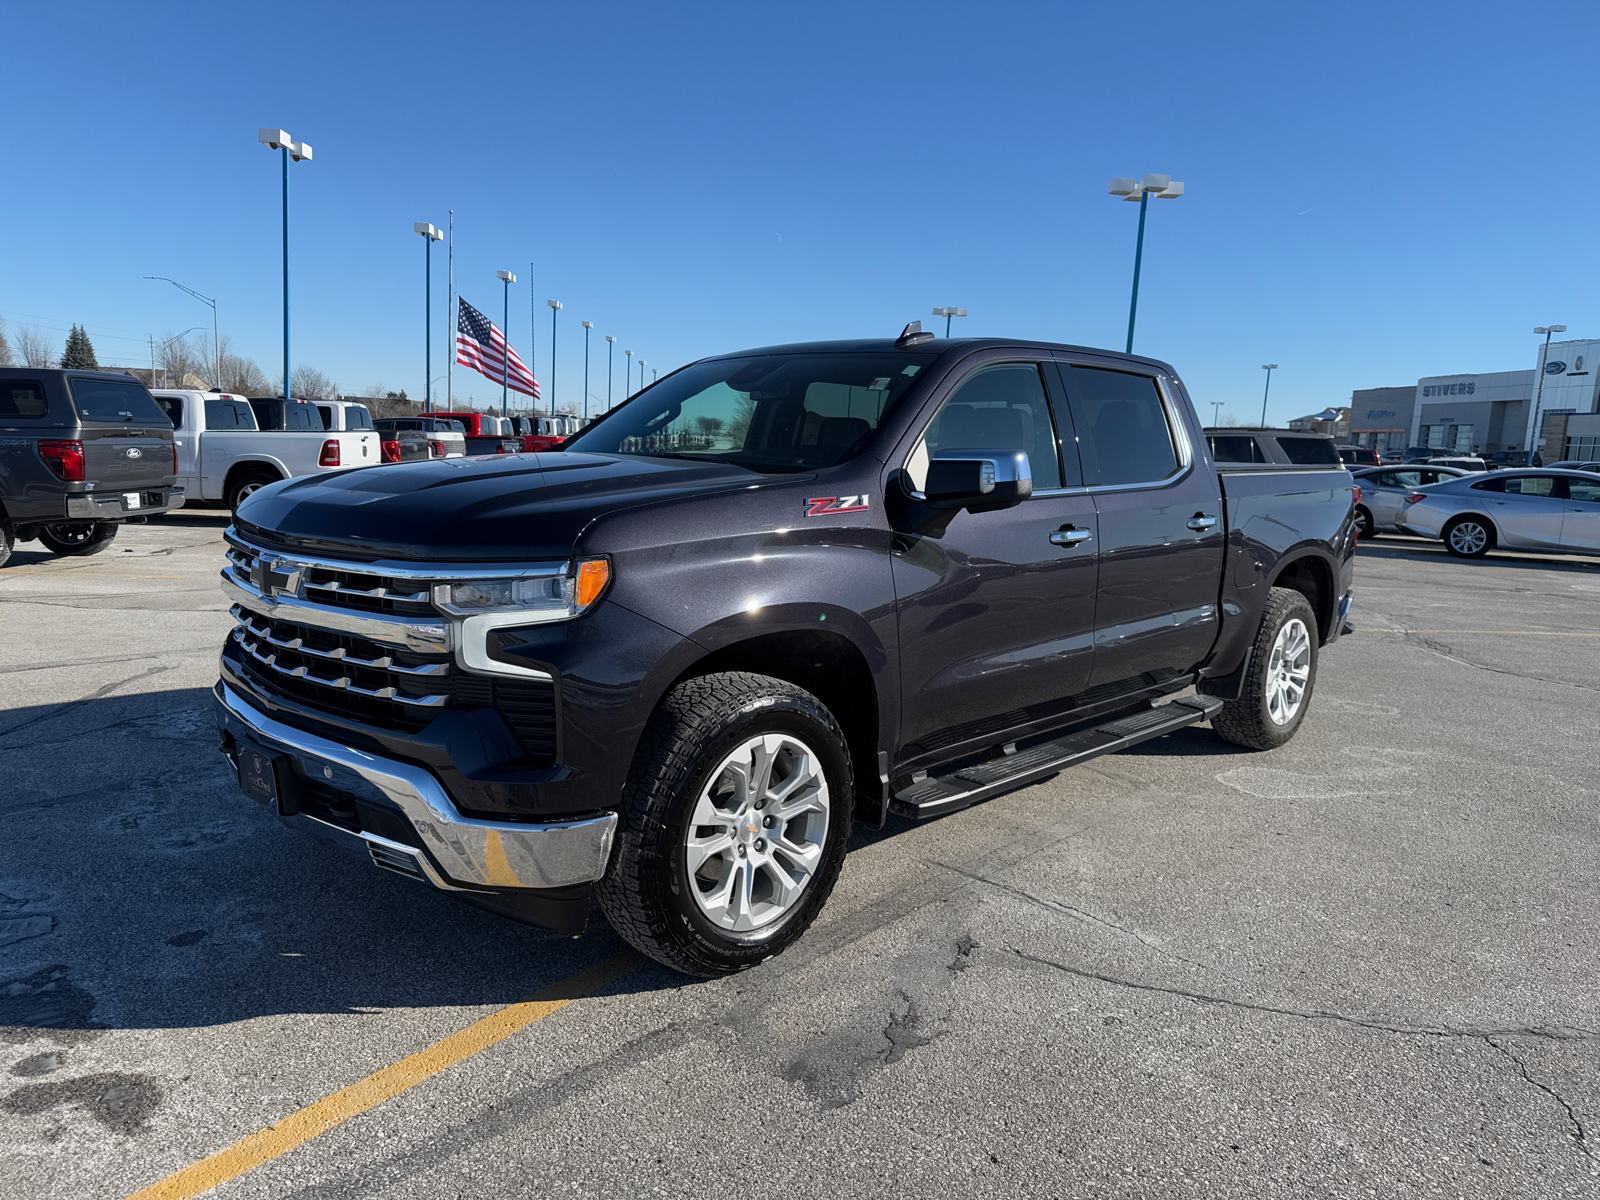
xmin=1 ymin=514 xmax=1596 ymax=1199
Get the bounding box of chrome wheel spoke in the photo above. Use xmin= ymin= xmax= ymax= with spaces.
xmin=1265 ymin=617 xmax=1311 ymax=726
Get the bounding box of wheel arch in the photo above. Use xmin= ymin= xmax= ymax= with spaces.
xmin=1442 ymin=510 xmax=1498 ymax=547
xmin=1266 ymin=551 xmax=1338 ymax=643
xmin=223 ymin=460 xmax=286 ymax=500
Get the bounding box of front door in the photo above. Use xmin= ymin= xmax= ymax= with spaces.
xmin=1482 ymin=474 xmax=1567 ymax=549
xmin=1560 ymin=475 xmax=1600 ymax=551
xmin=1054 ymin=360 xmax=1225 ymax=690
xmin=893 ymin=359 xmax=1100 ymax=765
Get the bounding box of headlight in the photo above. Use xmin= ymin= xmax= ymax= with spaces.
xmin=432 ymin=557 xmax=611 ymax=621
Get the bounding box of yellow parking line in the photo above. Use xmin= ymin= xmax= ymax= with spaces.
xmin=125 ymin=949 xmax=644 ymax=1200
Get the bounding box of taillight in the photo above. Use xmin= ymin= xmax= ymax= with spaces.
xmin=172 ymin=441 xmax=179 ymax=475
xmin=319 ymin=439 xmax=341 ymax=467
xmin=428 ymin=439 xmax=445 ymax=458
xmin=1352 ymin=485 xmax=1362 ymax=505
xmin=1403 ymin=492 xmax=1427 ymax=505
xmin=380 ymin=439 xmax=402 ymax=464
xmin=39 ymin=440 xmax=85 ymax=482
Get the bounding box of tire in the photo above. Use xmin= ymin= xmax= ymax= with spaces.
xmin=0 ymin=513 xmax=13 ymax=568
xmin=37 ymin=522 xmax=118 ymax=557
xmin=1353 ymin=505 xmax=1375 ymax=539
xmin=1442 ymin=515 xmax=1493 ymax=558
xmin=1212 ymin=586 xmax=1319 ymax=752
xmin=595 ymin=671 xmax=855 ymax=977
xmin=228 ymin=471 xmax=280 ymax=511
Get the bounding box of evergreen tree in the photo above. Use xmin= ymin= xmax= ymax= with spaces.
xmin=60 ymin=325 xmax=99 ymax=370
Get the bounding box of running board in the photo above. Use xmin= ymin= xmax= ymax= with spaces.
xmin=889 ymin=695 xmax=1225 ymax=820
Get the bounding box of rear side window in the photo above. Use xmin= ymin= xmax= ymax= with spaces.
xmin=152 ymin=395 xmax=183 ymax=427
xmin=0 ymin=380 xmax=50 ymax=419
xmin=1500 ymin=475 xmax=1561 ymax=497
xmin=1060 ymin=365 xmax=1178 ymax=486
xmin=205 ymin=400 xmax=255 ymax=429
xmin=907 ymin=363 xmax=1064 ymax=492
xmin=317 ymin=405 xmax=335 ymax=430
xmin=1208 ymin=435 xmax=1266 ymax=463
xmin=343 ymin=406 xmax=373 ymax=430
xmin=284 ymin=403 xmax=321 ymax=431
xmin=1389 ymin=470 xmax=1423 ymax=488
xmin=69 ymin=378 xmax=168 ymax=425
xmin=1277 ymin=436 xmax=1340 ymax=465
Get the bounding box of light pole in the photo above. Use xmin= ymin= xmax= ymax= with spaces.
xmin=153 ymin=327 xmax=206 ymax=387
xmin=258 ymin=129 xmax=312 ymax=397
xmin=1259 ymin=364 xmax=1278 ymax=426
xmin=1529 ymin=324 xmax=1568 ymax=465
xmin=931 ymin=306 xmax=967 ymax=338
xmin=496 ymin=270 xmax=517 ymax=416
xmin=1107 ymin=173 xmax=1184 ymax=354
xmin=144 ymin=277 xmax=219 ymax=386
xmin=581 ymin=321 xmax=593 ymax=421
xmin=605 ymin=336 xmax=616 ymax=410
xmin=1211 ymin=400 xmax=1224 ymax=427
xmin=639 ymin=361 xmax=647 ymax=393
xmin=625 ymin=350 xmax=633 ymax=396
xmin=547 ymin=300 xmax=563 ymax=416
xmin=414 ymin=223 xmax=442 ymax=410
xmin=651 ymin=367 xmax=658 ymax=385
xmin=446 ymin=211 xmax=454 ymax=408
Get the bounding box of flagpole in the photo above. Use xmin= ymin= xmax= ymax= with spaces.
xmin=529 ymin=259 xmax=536 ymax=418
xmin=444 ymin=210 xmax=453 ymax=413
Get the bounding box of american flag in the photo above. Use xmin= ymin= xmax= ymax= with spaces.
xmin=456 ymin=298 xmax=540 ymax=398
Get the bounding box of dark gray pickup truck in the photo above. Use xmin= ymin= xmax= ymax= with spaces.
xmin=215 ymin=328 xmax=1356 ymax=976
xmin=0 ymin=369 xmax=183 ymax=566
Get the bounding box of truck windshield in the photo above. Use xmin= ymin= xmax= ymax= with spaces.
xmin=70 ymin=378 xmax=169 ymax=425
xmin=565 ymin=352 xmax=936 ymax=472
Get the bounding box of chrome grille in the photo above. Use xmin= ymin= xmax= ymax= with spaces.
xmin=225 ymin=538 xmax=433 ymax=616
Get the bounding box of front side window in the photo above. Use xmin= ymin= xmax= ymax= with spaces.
xmin=0 ymin=380 xmax=48 ymax=420
xmin=905 ymin=363 xmax=1064 ymax=492
xmin=152 ymin=395 xmax=183 ymax=428
xmin=69 ymin=378 xmax=168 ymax=425
xmin=1060 ymin=365 xmax=1179 ymax=486
xmin=1567 ymin=478 xmax=1600 ymax=504
xmin=1389 ymin=470 xmax=1423 ymax=488
xmin=566 ymin=352 xmax=935 ymax=472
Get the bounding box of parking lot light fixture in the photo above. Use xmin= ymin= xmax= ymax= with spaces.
xmin=605 ymin=335 xmax=617 ymax=410
xmin=1529 ymin=325 xmax=1569 ymax=466
xmin=547 ymin=300 xmax=563 ymax=415
xmin=414 ymin=224 xmax=443 ymax=409
xmin=144 ymin=276 xmax=219 ymax=387
xmin=497 ymin=271 xmax=517 ymax=415
xmin=1108 ymin=173 xmax=1183 ymax=354
xmin=625 ymin=349 xmax=633 ymax=396
xmin=1259 ymin=365 xmax=1278 ymax=426
xmin=581 ymin=321 xmax=594 ymax=421
xmin=259 ymin=128 xmax=313 ymax=398
xmin=931 ymin=307 xmax=967 ymax=338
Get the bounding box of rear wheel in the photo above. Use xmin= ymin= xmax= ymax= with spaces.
xmin=37 ymin=522 xmax=118 ymax=557
xmin=1442 ymin=515 xmax=1493 ymax=558
xmin=596 ymin=671 xmax=854 ymax=977
xmin=1212 ymin=587 xmax=1319 ymax=752
xmin=228 ymin=470 xmax=280 ymax=511
xmin=1353 ymin=505 xmax=1375 ymax=538
xmin=0 ymin=513 xmax=13 ymax=568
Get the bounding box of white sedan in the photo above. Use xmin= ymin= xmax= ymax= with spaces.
xmin=1398 ymin=468 xmax=1600 ymax=558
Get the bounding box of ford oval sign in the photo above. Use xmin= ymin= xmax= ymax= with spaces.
xmin=1545 ymin=360 xmax=1567 ymax=375
xmin=125 ymin=447 xmax=143 ymax=458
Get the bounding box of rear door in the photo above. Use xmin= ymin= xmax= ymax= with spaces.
xmin=1056 ymin=360 xmax=1225 ymax=690
xmin=1480 ymin=474 xmax=1566 ymax=548
xmin=68 ymin=376 xmax=174 ymax=493
xmin=1560 ymin=475 xmax=1600 ymax=551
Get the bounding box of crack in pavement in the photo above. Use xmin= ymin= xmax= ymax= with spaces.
xmin=936 ymin=861 xmax=1243 ymax=983
xmin=1484 ymin=1036 xmax=1596 ymax=1166
xmin=1372 ymin=618 xmax=1600 ymax=695
xmin=1007 ymin=945 xmax=1600 ymax=1043
xmin=0 ymin=664 xmax=178 ymax=741
xmin=0 ymin=649 xmax=215 ymax=677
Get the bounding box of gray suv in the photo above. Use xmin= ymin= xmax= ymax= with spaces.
xmin=0 ymin=369 xmax=183 ymax=567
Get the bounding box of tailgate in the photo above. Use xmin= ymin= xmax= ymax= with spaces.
xmin=341 ymin=431 xmax=378 ymax=467
xmin=81 ymin=428 xmax=173 ymax=489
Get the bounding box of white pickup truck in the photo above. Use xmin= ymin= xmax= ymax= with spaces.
xmin=150 ymin=390 xmax=379 ymax=509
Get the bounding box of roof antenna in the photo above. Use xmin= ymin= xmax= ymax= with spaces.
xmin=895 ymin=320 xmax=935 ymax=348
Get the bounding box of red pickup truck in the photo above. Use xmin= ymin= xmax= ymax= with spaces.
xmin=423 ymin=412 xmax=522 ymax=456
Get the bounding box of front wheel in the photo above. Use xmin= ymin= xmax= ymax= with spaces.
xmin=37 ymin=522 xmax=118 ymax=557
xmin=1443 ymin=515 xmax=1493 ymax=558
xmin=596 ymin=672 xmax=854 ymax=977
xmin=1212 ymin=587 xmax=1319 ymax=751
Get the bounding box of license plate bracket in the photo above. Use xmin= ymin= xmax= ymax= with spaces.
xmin=122 ymin=491 xmax=141 ymax=510
xmin=237 ymin=744 xmax=297 ymax=814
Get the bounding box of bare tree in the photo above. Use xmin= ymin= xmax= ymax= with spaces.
xmin=216 ymin=336 xmax=268 ymax=395
xmin=0 ymin=316 xmax=11 ymax=366
xmin=17 ymin=325 xmax=54 ymax=368
xmin=286 ymin=364 xmax=338 ymax=399
xmin=158 ymin=331 xmax=209 ymax=388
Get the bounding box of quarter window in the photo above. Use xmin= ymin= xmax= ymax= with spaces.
xmin=1059 ymin=365 xmax=1178 ymax=487
xmin=0 ymin=380 xmax=47 ymax=419
xmin=905 ymin=363 xmax=1063 ymax=493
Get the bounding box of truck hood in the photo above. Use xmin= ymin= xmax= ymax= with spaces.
xmin=233 ymin=451 xmax=768 ymax=562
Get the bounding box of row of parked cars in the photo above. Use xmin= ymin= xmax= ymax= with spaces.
xmin=0 ymin=367 xmax=587 ymax=566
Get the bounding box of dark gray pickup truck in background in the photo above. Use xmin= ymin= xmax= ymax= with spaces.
xmin=0 ymin=368 xmax=183 ymax=566
xmin=215 ymin=329 xmax=1356 ymax=976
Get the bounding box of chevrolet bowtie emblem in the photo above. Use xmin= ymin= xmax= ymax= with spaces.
xmin=251 ymin=555 xmax=304 ymax=600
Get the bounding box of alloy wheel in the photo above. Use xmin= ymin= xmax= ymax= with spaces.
xmin=1448 ymin=521 xmax=1488 ymax=555
xmin=1265 ymin=617 xmax=1311 ymax=726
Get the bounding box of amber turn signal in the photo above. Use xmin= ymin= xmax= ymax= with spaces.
xmin=574 ymin=558 xmax=611 ymax=609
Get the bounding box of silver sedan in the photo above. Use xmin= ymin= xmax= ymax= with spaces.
xmin=1398 ymin=468 xmax=1600 ymax=558
xmin=1351 ymin=465 xmax=1469 ymax=536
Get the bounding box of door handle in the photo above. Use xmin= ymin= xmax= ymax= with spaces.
xmin=1049 ymin=527 xmax=1092 ymax=546
xmin=1186 ymin=514 xmax=1218 ymax=531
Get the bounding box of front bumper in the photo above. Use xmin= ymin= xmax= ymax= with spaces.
xmin=215 ymin=683 xmax=617 ymax=924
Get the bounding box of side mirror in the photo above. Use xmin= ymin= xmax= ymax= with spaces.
xmin=922 ymin=448 xmax=1032 ymax=511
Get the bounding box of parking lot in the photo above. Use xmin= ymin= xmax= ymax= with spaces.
xmin=1 ymin=514 xmax=1596 ymax=1199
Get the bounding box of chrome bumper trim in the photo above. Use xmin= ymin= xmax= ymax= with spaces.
xmin=222 ymin=572 xmax=452 ymax=655
xmin=217 ymin=683 xmax=615 ymax=890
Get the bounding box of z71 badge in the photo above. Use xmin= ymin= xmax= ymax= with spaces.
xmin=804 ymin=495 xmax=869 ymax=517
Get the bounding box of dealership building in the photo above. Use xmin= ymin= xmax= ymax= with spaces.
xmin=1345 ymin=337 xmax=1600 ymax=461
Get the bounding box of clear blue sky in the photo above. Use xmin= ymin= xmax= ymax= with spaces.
xmin=5 ymin=0 xmax=1593 ymax=422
